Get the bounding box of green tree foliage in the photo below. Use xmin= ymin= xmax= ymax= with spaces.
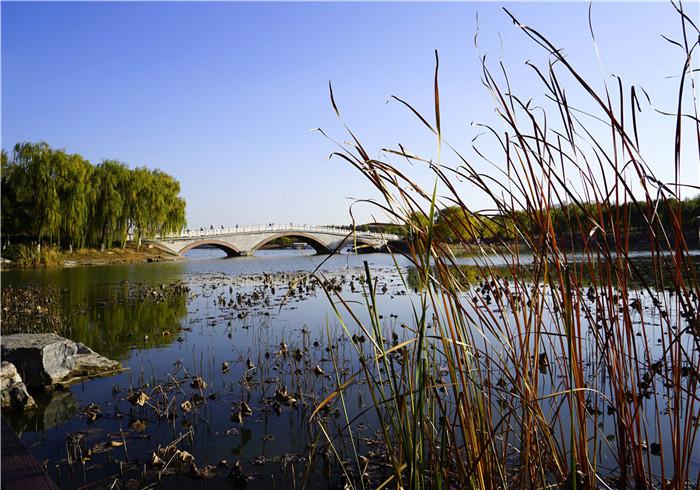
xmin=58 ymin=152 xmax=93 ymax=249
xmin=351 ymin=222 xmax=406 ymax=237
xmin=405 ymin=210 xmax=431 ymax=238
xmin=416 ymin=200 xmax=700 ymax=246
xmin=91 ymin=160 xmax=130 ymax=249
xmin=435 ymin=206 xmax=482 ymax=242
xmin=1 ymin=149 xmax=25 ymax=238
xmin=11 ymin=142 xmax=62 ymax=242
xmin=2 ymin=141 xmax=186 ymax=249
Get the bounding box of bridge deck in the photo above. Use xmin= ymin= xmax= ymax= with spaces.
xmin=1 ymin=419 xmax=58 ymax=490
xmin=151 ymin=225 xmax=400 ymax=241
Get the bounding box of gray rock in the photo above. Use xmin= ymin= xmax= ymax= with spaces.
xmin=1 ymin=361 xmax=36 ymax=411
xmin=73 ymin=352 xmax=121 ymax=376
xmin=69 ymin=342 xmax=121 ymax=377
xmin=2 ymin=333 xmax=77 ymax=387
xmin=2 ymin=334 xmax=122 ymax=387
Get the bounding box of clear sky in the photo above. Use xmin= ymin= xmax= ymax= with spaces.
xmin=3 ymin=1 xmax=698 ymax=228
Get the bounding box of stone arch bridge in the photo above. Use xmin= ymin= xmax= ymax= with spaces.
xmin=143 ymin=225 xmax=401 ymax=257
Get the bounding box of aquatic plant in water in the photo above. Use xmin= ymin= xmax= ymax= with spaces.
xmin=312 ymin=4 xmax=700 ymax=489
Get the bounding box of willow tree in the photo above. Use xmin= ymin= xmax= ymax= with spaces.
xmin=153 ymin=170 xmax=186 ymax=237
xmin=127 ymin=167 xmax=152 ymax=246
xmin=1 ymin=149 xmax=24 ymax=240
xmin=11 ymin=142 xmax=62 ymax=244
xmin=124 ymin=167 xmax=186 ymax=247
xmin=91 ymin=160 xmax=129 ymax=249
xmin=57 ymin=151 xmax=93 ymax=249
xmin=2 ymin=141 xmax=187 ymax=250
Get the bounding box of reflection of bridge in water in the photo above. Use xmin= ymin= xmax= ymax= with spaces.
xmin=144 ymin=225 xmax=402 ymax=257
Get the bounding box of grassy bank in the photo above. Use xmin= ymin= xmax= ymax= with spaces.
xmin=0 ymin=243 xmax=176 ymax=269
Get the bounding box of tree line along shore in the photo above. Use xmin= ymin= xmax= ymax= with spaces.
xmin=2 ymin=141 xmax=699 ymax=268
xmin=403 ymin=197 xmax=700 ymax=249
xmin=1 ymin=142 xmax=186 ymax=267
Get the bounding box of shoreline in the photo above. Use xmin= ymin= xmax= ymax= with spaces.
xmin=0 ymin=244 xmax=309 ymax=271
xmin=0 ymin=245 xmax=182 ymax=271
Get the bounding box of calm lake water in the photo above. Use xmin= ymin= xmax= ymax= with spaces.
xmin=2 ymin=249 xmax=699 ymax=488
xmin=2 ymin=250 xmax=420 ymax=488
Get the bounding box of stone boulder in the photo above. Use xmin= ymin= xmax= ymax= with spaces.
xmin=1 ymin=334 xmax=122 ymax=388
xmin=72 ymin=343 xmax=121 ymax=377
xmin=1 ymin=333 xmax=77 ymax=387
xmin=1 ymin=361 xmax=36 ymax=411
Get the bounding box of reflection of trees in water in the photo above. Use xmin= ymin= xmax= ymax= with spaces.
xmin=1 ymin=285 xmax=188 ymax=360
xmin=68 ymin=294 xmax=188 ymax=360
xmin=2 ymin=262 xmax=189 ymax=360
xmin=406 ymin=264 xmax=489 ymax=291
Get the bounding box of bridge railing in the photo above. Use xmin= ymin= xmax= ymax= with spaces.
xmin=149 ymin=225 xmax=400 ymax=241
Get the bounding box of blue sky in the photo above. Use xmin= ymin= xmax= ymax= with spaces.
xmin=2 ymin=2 xmax=697 ymax=228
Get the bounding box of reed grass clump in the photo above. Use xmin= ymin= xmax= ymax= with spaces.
xmin=8 ymin=243 xmax=64 ymax=268
xmin=312 ymin=4 xmax=699 ymax=489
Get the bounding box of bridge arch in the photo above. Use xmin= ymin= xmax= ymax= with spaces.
xmin=252 ymin=232 xmax=331 ymax=255
xmin=178 ymin=240 xmax=241 ymax=257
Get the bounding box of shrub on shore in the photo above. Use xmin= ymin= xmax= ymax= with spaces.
xmin=5 ymin=243 xmax=64 ymax=268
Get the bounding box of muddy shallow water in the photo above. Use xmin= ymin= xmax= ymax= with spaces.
xmin=2 ymin=249 xmax=699 ymax=488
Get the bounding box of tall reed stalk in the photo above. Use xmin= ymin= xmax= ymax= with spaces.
xmin=311 ymin=3 xmax=699 ymax=489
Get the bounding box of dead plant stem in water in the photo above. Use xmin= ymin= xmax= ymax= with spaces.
xmin=311 ymin=4 xmax=700 ymax=489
